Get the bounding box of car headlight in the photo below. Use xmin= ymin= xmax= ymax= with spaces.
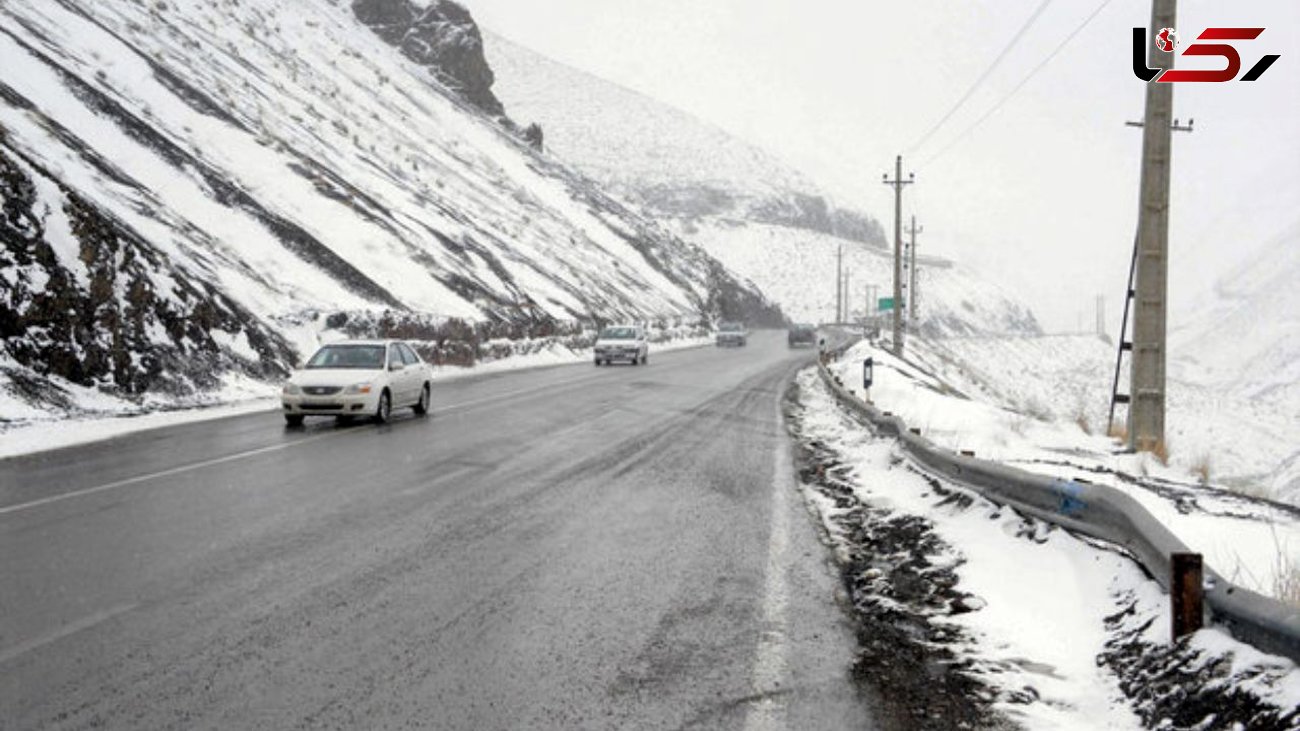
xmin=282 ymin=383 xmax=301 ymax=395
xmin=345 ymin=382 xmax=373 ymax=395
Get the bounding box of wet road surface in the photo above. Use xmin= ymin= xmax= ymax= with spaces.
xmin=0 ymin=332 xmax=875 ymax=729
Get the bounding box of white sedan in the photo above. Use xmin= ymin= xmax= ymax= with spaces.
xmin=281 ymin=340 xmax=432 ymax=426
xmin=593 ymin=325 xmax=649 ymax=366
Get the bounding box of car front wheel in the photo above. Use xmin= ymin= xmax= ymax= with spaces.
xmin=413 ymin=384 xmax=430 ymax=416
xmin=285 ymin=414 xmax=304 ymax=427
xmin=375 ymin=390 xmax=392 ymax=424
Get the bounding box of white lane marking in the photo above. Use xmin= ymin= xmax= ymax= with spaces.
xmin=0 ymin=602 xmax=138 ymax=665
xmin=744 ymin=399 xmax=792 ymax=731
xmin=0 ymin=431 xmax=346 ymax=518
xmin=0 ymin=371 xmax=610 ymax=518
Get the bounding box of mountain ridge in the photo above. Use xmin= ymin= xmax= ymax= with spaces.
xmin=0 ymin=0 xmax=780 ymax=418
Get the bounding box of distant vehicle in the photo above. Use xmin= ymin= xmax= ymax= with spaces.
xmin=716 ymin=321 xmax=748 ymax=347
xmin=787 ymin=323 xmax=817 ymax=348
xmin=281 ymin=340 xmax=432 ymax=426
xmin=594 ymin=325 xmax=649 ymax=366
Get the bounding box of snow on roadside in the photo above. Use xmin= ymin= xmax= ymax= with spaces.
xmin=791 ymin=367 xmax=1300 ymax=730
xmin=792 ymin=368 xmax=1144 ymax=729
xmin=924 ymin=333 xmax=1300 ymax=507
xmin=826 ymin=337 xmax=1300 ymax=606
xmin=0 ymin=335 xmax=712 ymax=460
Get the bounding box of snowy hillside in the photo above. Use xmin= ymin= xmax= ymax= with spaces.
xmin=1167 ymin=221 xmax=1300 ymax=503
xmin=1171 ymin=219 xmax=1300 ymax=401
xmin=481 ymin=33 xmax=1042 ymax=340
xmin=0 ymin=0 xmax=779 ymax=419
xmin=906 ymin=331 xmax=1300 ymax=507
xmin=483 ymin=32 xmax=886 ymax=246
xmin=678 ymin=220 xmax=1040 ymax=337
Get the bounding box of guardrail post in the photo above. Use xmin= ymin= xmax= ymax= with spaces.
xmin=1171 ymin=552 xmax=1204 ymax=641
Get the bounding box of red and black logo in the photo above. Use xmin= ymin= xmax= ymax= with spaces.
xmin=1133 ymin=27 xmax=1280 ymax=82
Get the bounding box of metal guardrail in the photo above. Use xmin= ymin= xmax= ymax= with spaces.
xmin=815 ymin=356 xmax=1300 ymax=663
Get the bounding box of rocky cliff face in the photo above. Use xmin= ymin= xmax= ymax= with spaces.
xmin=0 ymin=136 xmax=294 ymax=403
xmin=352 ymin=0 xmax=504 ymax=117
xmin=0 ymin=0 xmax=781 ymax=420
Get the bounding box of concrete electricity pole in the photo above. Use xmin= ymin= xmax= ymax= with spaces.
xmin=843 ymin=268 xmax=851 ymax=322
xmin=882 ymin=155 xmax=914 ymax=356
xmin=1127 ymin=0 xmax=1177 ymax=454
xmin=907 ymin=216 xmax=923 ymax=325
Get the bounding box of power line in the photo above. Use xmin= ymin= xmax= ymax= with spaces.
xmin=908 ymin=0 xmax=1055 ymax=155
xmin=922 ymin=0 xmax=1117 ymax=168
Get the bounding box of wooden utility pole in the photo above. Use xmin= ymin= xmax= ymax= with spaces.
xmin=1128 ymin=0 xmax=1177 ymax=453
xmin=907 ymin=216 xmax=923 ymax=325
xmin=882 ymin=156 xmax=914 ymax=356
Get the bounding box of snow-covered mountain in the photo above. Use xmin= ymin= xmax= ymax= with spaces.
xmin=1171 ymin=219 xmax=1300 ymax=400
xmin=677 ymin=220 xmax=1040 ymax=336
xmin=483 ymin=32 xmax=1038 ymax=338
xmin=1168 ymin=221 xmax=1300 ymax=502
xmin=483 ymin=32 xmax=886 ymax=247
xmin=0 ymin=0 xmax=781 ymax=417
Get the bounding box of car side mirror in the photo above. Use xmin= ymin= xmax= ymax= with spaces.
xmin=389 ymin=363 xmax=404 ymax=372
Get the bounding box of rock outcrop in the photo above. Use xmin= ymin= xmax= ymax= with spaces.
xmin=352 ymin=0 xmax=504 ymax=117
xmin=0 ymin=137 xmax=294 ymax=401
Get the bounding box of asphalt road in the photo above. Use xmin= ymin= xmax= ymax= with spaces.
xmin=0 ymin=332 xmax=874 ymax=730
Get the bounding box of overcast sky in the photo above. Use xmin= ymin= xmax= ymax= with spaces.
xmin=461 ymin=0 xmax=1299 ymax=332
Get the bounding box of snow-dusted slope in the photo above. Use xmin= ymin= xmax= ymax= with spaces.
xmin=1167 ymin=220 xmax=1300 ymax=502
xmin=1171 ymin=219 xmax=1300 ymax=399
xmin=481 ymin=33 xmax=1042 ymax=339
xmin=0 ymin=0 xmax=778 ymax=415
xmin=483 ymin=32 xmax=885 ymax=245
xmin=907 ymin=330 xmax=1300 ymax=506
xmin=679 ymin=220 xmax=1039 ymax=337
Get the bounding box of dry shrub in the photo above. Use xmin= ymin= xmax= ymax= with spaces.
xmin=1151 ymin=439 xmax=1171 ymax=467
xmin=1075 ymin=410 xmax=1093 ymax=435
xmin=1276 ymin=560 xmax=1300 ymax=609
xmin=1107 ymin=421 xmax=1128 ymax=442
xmin=1190 ymin=452 xmax=1213 ymax=485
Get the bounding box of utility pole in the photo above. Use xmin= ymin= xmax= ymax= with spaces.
xmin=907 ymin=216 xmax=923 ymax=326
xmin=882 ymin=155 xmax=914 ymax=356
xmin=835 ymin=244 xmax=843 ymax=323
xmin=843 ymin=268 xmax=851 ymax=322
xmin=1127 ymin=0 xmax=1178 ymax=454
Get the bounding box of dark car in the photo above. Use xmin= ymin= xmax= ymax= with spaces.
xmin=716 ymin=321 xmax=748 ymax=347
xmin=788 ymin=323 xmax=816 ymax=348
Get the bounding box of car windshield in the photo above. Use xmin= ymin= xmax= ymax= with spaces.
xmin=599 ymin=327 xmax=637 ymax=340
xmin=305 ymin=344 xmax=386 ymax=369
xmin=720 ymin=322 xmax=743 ymax=332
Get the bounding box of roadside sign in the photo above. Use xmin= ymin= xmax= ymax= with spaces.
xmin=878 ymin=297 xmax=904 ymax=312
